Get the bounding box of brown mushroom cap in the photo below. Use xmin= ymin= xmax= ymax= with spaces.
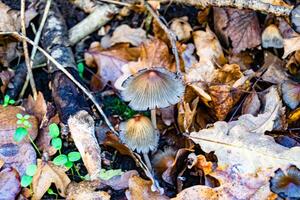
xmin=262 ymin=24 xmax=283 ymax=49
xmin=119 ymin=115 xmax=158 ymax=153
xmin=121 ymin=67 xmax=185 ymax=111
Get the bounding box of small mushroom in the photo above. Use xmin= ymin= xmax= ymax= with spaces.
xmin=262 ymin=24 xmax=283 ymax=49
xmin=121 ymin=67 xmax=185 ymax=128
xmin=270 ymin=165 xmax=300 ymax=199
xmin=119 ymin=115 xmax=159 ymax=171
xmin=291 ymin=4 xmax=300 ymax=34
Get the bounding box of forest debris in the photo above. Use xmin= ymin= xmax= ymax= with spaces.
xmin=85 ymin=42 xmax=140 ymax=91
xmin=32 ymin=159 xmax=70 ymax=200
xmin=242 ymin=90 xmax=261 ymax=115
xmin=68 ymin=111 xmax=102 ymax=180
xmin=281 ymin=80 xmax=300 ymax=109
xmin=66 ymin=180 xmax=110 ymax=200
xmin=181 ymin=43 xmax=197 ymax=69
xmin=0 ymin=168 xmax=21 ymax=200
xmin=125 ymin=176 xmax=169 ymax=200
xmin=187 ymin=88 xmax=297 ymax=198
xmin=100 ymin=170 xmax=138 ymax=190
xmin=214 ymin=7 xmax=261 ymax=54
xmin=101 ymin=24 xmax=147 ymax=48
xmin=178 ymin=97 xmax=199 ymax=132
xmin=23 ymin=92 xmax=47 ymax=124
xmin=187 ymin=153 xmax=213 ymax=175
xmin=0 ymin=70 xmax=14 ymax=93
xmin=283 ymin=36 xmax=300 ymax=58
xmin=69 ymin=4 xmax=119 ymax=45
xmin=170 ymin=17 xmax=192 ymax=42
xmin=70 ymin=0 xmax=98 ymax=13
xmin=0 ymin=106 xmax=38 ymax=144
xmin=0 ymin=143 xmax=36 ymax=176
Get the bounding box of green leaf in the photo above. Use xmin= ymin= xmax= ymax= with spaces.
xmin=99 ymin=169 xmax=123 ymax=181
xmin=64 ymin=161 xmax=73 ymax=169
xmin=23 ymin=120 xmax=31 ymax=127
xmin=17 ymin=120 xmax=22 ymax=125
xmin=49 ymin=123 xmax=60 ymax=138
xmin=16 ymin=113 xmax=23 ymax=119
xmin=47 ymin=188 xmax=56 ymax=195
xmin=24 ymin=115 xmax=30 ymax=120
xmin=53 ymin=154 xmax=68 ymax=166
xmin=25 ymin=164 xmax=37 ymax=176
xmin=21 ymin=175 xmax=33 ymax=187
xmin=67 ymin=152 xmax=81 ymax=162
xmin=51 ymin=138 xmax=62 ymax=150
xmin=77 ymin=62 xmax=85 ymax=78
xmin=8 ymin=99 xmax=15 ymax=105
xmin=14 ymin=127 xmax=28 ymax=142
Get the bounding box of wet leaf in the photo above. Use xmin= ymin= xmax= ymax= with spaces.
xmin=67 ymin=152 xmax=81 ymax=162
xmin=53 ymin=154 xmax=68 ymax=166
xmin=32 ymin=159 xmax=70 ymax=200
xmin=49 ymin=123 xmax=60 ymax=138
xmin=214 ymin=7 xmax=261 ymax=54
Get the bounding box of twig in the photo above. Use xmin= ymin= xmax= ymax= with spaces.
xmin=20 ymin=0 xmax=52 ymax=99
xmin=98 ymin=0 xmax=132 ymax=7
xmin=1 ymin=31 xmax=118 ymax=136
xmin=20 ymin=0 xmax=37 ymax=99
xmin=144 ymin=2 xmax=181 ymax=76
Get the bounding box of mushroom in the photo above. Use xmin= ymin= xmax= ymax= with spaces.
xmin=262 ymin=24 xmax=283 ymax=49
xmin=120 ymin=67 xmax=185 ymax=128
xmin=119 ymin=115 xmax=159 ymax=170
xmin=291 ymin=4 xmax=300 ymax=34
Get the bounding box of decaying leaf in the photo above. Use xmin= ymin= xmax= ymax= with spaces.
xmin=100 ymin=170 xmax=139 ymax=190
xmin=85 ymin=42 xmax=140 ymax=91
xmin=0 ymin=70 xmax=14 ymax=93
xmin=66 ymin=180 xmax=110 ymax=200
xmin=187 ymin=153 xmax=213 ymax=175
xmin=23 ymin=92 xmax=47 ymax=124
xmin=125 ymin=176 xmax=169 ymax=200
xmin=186 ymin=87 xmax=297 ymax=198
xmin=0 ymin=143 xmax=36 ymax=176
xmin=214 ymin=7 xmax=261 ymax=54
xmin=170 ymin=16 xmax=192 ymax=42
xmin=281 ymin=80 xmax=300 ymax=109
xmin=242 ymin=90 xmax=261 ymax=115
xmin=32 ymin=159 xmax=71 ymax=200
xmin=178 ymin=97 xmax=199 ymax=132
xmin=283 ymin=36 xmax=300 ymax=58
xmin=0 ymin=168 xmax=21 ymax=200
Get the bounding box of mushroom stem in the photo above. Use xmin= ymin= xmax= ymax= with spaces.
xmin=151 ymin=109 xmax=157 ymax=129
xmin=143 ymin=152 xmax=153 ymax=172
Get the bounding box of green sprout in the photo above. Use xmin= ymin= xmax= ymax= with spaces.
xmin=47 ymin=188 xmax=58 ymax=200
xmin=21 ymin=164 xmax=37 ymax=187
xmin=77 ymin=62 xmax=85 ymax=78
xmin=14 ymin=114 xmax=41 ymax=156
xmin=3 ymin=95 xmax=15 ymax=107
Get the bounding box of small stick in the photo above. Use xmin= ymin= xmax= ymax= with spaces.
xmin=2 ymin=32 xmax=118 ymax=136
xmin=144 ymin=2 xmax=182 ymax=76
xmin=20 ymin=0 xmax=37 ymax=99
xmin=99 ymin=0 xmax=132 ymax=7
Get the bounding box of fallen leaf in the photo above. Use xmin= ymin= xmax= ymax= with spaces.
xmin=0 ymin=105 xmax=38 ymax=144
xmin=125 ymin=176 xmax=169 ymax=200
xmin=283 ymin=36 xmax=300 ymax=58
xmin=281 ymin=80 xmax=300 ymax=109
xmin=214 ymin=7 xmax=261 ymax=54
xmin=100 ymin=170 xmax=139 ymax=190
xmin=159 ymin=106 xmax=175 ymax=126
xmin=66 ymin=180 xmax=110 ymax=200
xmin=212 ymin=64 xmax=243 ymax=85
xmin=85 ymin=42 xmax=140 ymax=91
xmin=181 ymin=43 xmax=197 ymax=70
xmin=288 ymin=107 xmax=300 ymax=123
xmin=186 ymin=87 xmax=297 ymax=199
xmin=101 ymin=24 xmax=147 ymax=48
xmin=32 ymin=159 xmax=71 ymax=200
xmin=0 ymin=168 xmax=21 ymax=200
xmin=178 ymin=97 xmax=199 ymax=132
xmin=187 ymin=153 xmax=213 ymax=175
xmin=0 ymin=70 xmax=14 ymax=93
xmin=23 ymin=92 xmax=47 ymax=124
xmin=0 ymin=143 xmax=36 ymax=176
xmin=170 ymin=16 xmax=192 ymax=42
xmin=228 ymin=51 xmax=254 ymax=71
xmin=242 ymin=90 xmax=261 ymax=115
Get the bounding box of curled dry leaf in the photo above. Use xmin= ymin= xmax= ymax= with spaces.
xmin=66 ymin=180 xmax=110 ymax=200
xmin=281 ymin=80 xmax=300 ymax=109
xmin=261 ymin=52 xmax=288 ymax=84
xmin=214 ymin=7 xmax=261 ymax=54
xmin=32 ymin=159 xmax=71 ymax=200
xmin=242 ymin=90 xmax=261 ymax=115
xmin=0 ymin=143 xmax=36 ymax=176
xmin=186 ymin=87 xmax=297 ymax=199
xmin=170 ymin=16 xmax=193 ymax=42
xmin=178 ymin=97 xmax=199 ymax=132
xmin=125 ymin=176 xmax=169 ymax=200
xmin=101 ymin=24 xmax=147 ymax=48
xmin=0 ymin=168 xmax=21 ymax=200
xmin=85 ymin=42 xmax=140 ymax=91
xmin=0 ymin=105 xmax=38 ymax=144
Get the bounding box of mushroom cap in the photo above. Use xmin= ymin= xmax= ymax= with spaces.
xmin=262 ymin=24 xmax=283 ymax=49
xmin=119 ymin=115 xmax=159 ymax=153
xmin=291 ymin=4 xmax=300 ymax=34
xmin=121 ymin=67 xmax=185 ymax=111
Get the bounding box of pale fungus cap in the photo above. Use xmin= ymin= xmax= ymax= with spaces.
xmin=121 ymin=67 xmax=185 ymax=111
xmin=119 ymin=115 xmax=159 ymax=153
xmin=262 ymin=24 xmax=283 ymax=49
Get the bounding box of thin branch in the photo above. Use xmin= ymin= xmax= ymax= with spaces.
xmin=2 ymin=32 xmax=118 ymax=136
xmin=21 ymin=0 xmax=37 ymax=99
xmin=144 ymin=2 xmax=182 ymax=76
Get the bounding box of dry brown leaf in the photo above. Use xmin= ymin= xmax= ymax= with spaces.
xmin=66 ymin=180 xmax=110 ymax=200
xmin=283 ymin=36 xmax=300 ymax=58
xmin=0 ymin=70 xmax=14 ymax=93
xmin=0 ymin=168 xmax=21 ymax=199
xmin=187 ymin=153 xmax=213 ymax=175
xmin=212 ymin=64 xmax=243 ymax=85
xmin=85 ymin=42 xmax=140 ymax=91
xmin=23 ymin=92 xmax=47 ymax=124
xmin=159 ymin=106 xmax=175 ymax=126
xmin=288 ymin=107 xmax=300 ymax=123
xmin=32 ymin=159 xmax=71 ymax=200
xmin=214 ymin=7 xmax=261 ymax=54
xmin=101 ymin=24 xmax=147 ymax=48
xmin=125 ymin=176 xmax=169 ymax=200
xmin=170 ymin=17 xmax=192 ymax=42
xmin=242 ymin=90 xmax=261 ymax=115
xmin=281 ymin=80 xmax=300 ymax=109
xmin=0 ymin=105 xmax=38 ymax=144
xmin=178 ymin=97 xmax=199 ymax=132
xmin=228 ymin=52 xmax=254 ymax=71
xmin=0 ymin=143 xmax=36 ymax=176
